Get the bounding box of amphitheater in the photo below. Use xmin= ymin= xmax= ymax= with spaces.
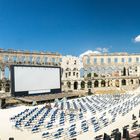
xmin=0 ymin=48 xmax=140 ymax=140
xmin=1 ymin=49 xmax=140 ymax=94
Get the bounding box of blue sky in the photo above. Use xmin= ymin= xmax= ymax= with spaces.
xmin=0 ymin=0 xmax=140 ymax=56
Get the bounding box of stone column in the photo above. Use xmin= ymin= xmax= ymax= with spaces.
xmin=71 ymin=81 xmax=74 ymax=91
xmin=119 ymin=79 xmax=122 ymax=87
xmin=92 ymin=80 xmax=94 ymax=88
xmin=1 ymin=68 xmax=5 ymax=80
xmin=40 ymin=57 xmax=44 ymax=65
xmin=105 ymin=80 xmax=109 ymax=87
xmin=98 ymin=80 xmax=101 ymax=88
xmin=8 ymin=67 xmax=11 ymax=80
xmin=85 ymin=81 xmax=88 ymax=90
xmin=0 ymin=68 xmax=1 ymax=80
xmin=77 ymin=81 xmax=81 ymax=90
xmin=112 ymin=79 xmax=116 ymax=87
xmin=126 ymin=79 xmax=129 ymax=86
xmin=8 ymin=56 xmax=12 ymax=62
xmin=2 ymin=84 xmax=5 ymax=92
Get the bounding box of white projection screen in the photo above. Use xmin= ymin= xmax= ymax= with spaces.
xmin=11 ymin=65 xmax=61 ymax=96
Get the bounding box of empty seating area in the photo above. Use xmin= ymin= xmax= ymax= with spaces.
xmin=9 ymin=92 xmax=140 ymax=140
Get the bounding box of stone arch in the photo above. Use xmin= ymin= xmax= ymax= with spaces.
xmin=3 ymin=55 xmax=9 ymax=62
xmin=101 ymin=80 xmax=106 ymax=87
xmin=73 ymin=68 xmax=77 ymax=71
xmin=81 ymin=81 xmax=85 ymax=89
xmin=76 ymin=72 xmax=79 ymax=78
xmin=0 ymin=80 xmax=2 ymax=91
xmin=29 ymin=56 xmax=33 ymax=64
xmin=5 ymin=81 xmax=10 ymax=92
xmin=86 ymin=56 xmax=90 ymax=64
xmin=122 ymin=79 xmax=126 ymax=86
xmin=122 ymin=67 xmax=126 ymax=76
xmin=21 ymin=56 xmax=25 ymax=63
xmin=67 ymin=81 xmax=71 ymax=89
xmin=115 ymin=80 xmax=119 ymax=87
xmin=74 ymin=81 xmax=78 ymax=90
xmin=44 ymin=57 xmax=48 ymax=64
xmin=87 ymin=81 xmax=92 ymax=88
xmin=107 ymin=67 xmax=114 ymax=74
xmin=36 ymin=57 xmax=40 ymax=64
xmin=66 ymin=68 xmax=71 ymax=71
xmin=13 ymin=56 xmax=17 ymax=63
xmin=80 ymin=68 xmax=85 ymax=77
xmin=130 ymin=79 xmax=133 ymax=84
xmin=94 ymin=80 xmax=99 ymax=87
xmin=4 ymin=66 xmax=10 ymax=80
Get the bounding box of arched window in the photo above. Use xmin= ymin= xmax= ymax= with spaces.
xmin=13 ymin=56 xmax=17 ymax=63
xmin=81 ymin=81 xmax=85 ymax=89
xmin=101 ymin=80 xmax=106 ymax=87
xmin=5 ymin=82 xmax=10 ymax=92
xmin=86 ymin=56 xmax=90 ymax=64
xmin=122 ymin=67 xmax=126 ymax=76
xmin=122 ymin=79 xmax=126 ymax=86
xmin=87 ymin=81 xmax=92 ymax=88
xmin=76 ymin=73 xmax=79 ymax=78
xmin=3 ymin=55 xmax=9 ymax=62
xmin=67 ymin=81 xmax=71 ymax=88
xmin=4 ymin=66 xmax=10 ymax=80
xmin=36 ymin=57 xmax=40 ymax=64
xmin=94 ymin=80 xmax=99 ymax=87
xmin=74 ymin=81 xmax=78 ymax=90
xmin=130 ymin=79 xmax=133 ymax=84
xmin=80 ymin=68 xmax=85 ymax=77
xmin=21 ymin=56 xmax=25 ymax=63
xmin=73 ymin=68 xmax=77 ymax=71
xmin=66 ymin=68 xmax=71 ymax=71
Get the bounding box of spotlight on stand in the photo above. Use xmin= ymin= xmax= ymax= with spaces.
xmin=88 ymin=88 xmax=93 ymax=95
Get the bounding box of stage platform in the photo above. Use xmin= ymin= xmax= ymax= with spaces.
xmin=16 ymin=92 xmax=87 ymax=103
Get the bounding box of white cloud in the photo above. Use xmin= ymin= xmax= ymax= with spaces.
xmin=96 ymin=47 xmax=102 ymax=51
xmin=79 ymin=50 xmax=101 ymax=59
xmin=96 ymin=47 xmax=109 ymax=53
xmin=134 ymin=35 xmax=140 ymax=43
xmin=102 ymin=48 xmax=109 ymax=53
xmin=79 ymin=47 xmax=109 ymax=59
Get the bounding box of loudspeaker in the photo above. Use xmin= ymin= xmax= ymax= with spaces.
xmin=88 ymin=89 xmax=92 ymax=95
xmin=126 ymin=130 xmax=130 ymax=140
xmin=0 ymin=98 xmax=6 ymax=109
xmin=9 ymin=138 xmax=14 ymax=140
xmin=103 ymin=133 xmax=107 ymax=140
xmin=114 ymin=132 xmax=121 ymax=140
xmin=137 ymin=133 xmax=140 ymax=138
xmin=103 ymin=133 xmax=111 ymax=140
xmin=123 ymin=128 xmax=127 ymax=138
